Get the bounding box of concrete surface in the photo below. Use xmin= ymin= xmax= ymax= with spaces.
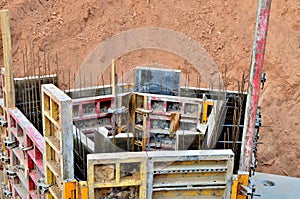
xmin=254 ymin=172 xmax=300 ymax=199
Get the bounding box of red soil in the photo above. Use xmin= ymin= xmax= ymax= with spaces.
xmin=1 ymin=0 xmax=299 ymax=177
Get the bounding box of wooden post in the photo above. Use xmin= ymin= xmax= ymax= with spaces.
xmin=1 ymin=10 xmax=15 ymax=108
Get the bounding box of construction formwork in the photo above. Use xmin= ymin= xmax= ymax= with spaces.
xmin=71 ymin=90 xmax=132 ymax=181
xmin=131 ymin=92 xmax=221 ymax=151
xmin=135 ymin=67 xmax=181 ymax=96
xmin=72 ymin=95 xmax=115 ymax=130
xmin=147 ymin=150 xmax=234 ymax=199
xmin=71 ymin=90 xmax=131 ymax=131
xmin=0 ymin=13 xmax=18 ymax=196
xmin=87 ymin=152 xmax=148 ymax=199
xmin=41 ymin=84 xmax=74 ymax=199
xmin=0 ymin=83 xmax=88 ymax=199
xmin=87 ymin=150 xmax=234 ymax=199
xmin=14 ymin=75 xmax=58 ymax=133
xmin=0 ymin=0 xmax=274 ymax=197
xmin=4 ymin=108 xmax=44 ymax=199
xmin=65 ymin=84 xmax=134 ymax=100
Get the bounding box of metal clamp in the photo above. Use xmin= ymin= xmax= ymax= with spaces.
xmin=4 ymin=138 xmax=18 ymax=149
xmin=255 ymin=106 xmax=262 ymax=128
xmin=6 ymin=170 xmax=17 ymax=179
xmin=0 ymin=120 xmax=8 ymax=127
xmin=14 ymin=165 xmax=25 ymax=171
xmin=108 ymin=106 xmax=127 ymax=114
xmin=3 ymin=189 xmax=12 ymax=197
xmin=37 ymin=178 xmax=53 ymax=193
xmin=240 ymin=184 xmax=261 ymax=198
xmin=0 ymin=153 xmax=10 ymax=163
xmin=20 ymin=144 xmax=34 ymax=152
xmin=261 ymin=73 xmax=266 ymax=89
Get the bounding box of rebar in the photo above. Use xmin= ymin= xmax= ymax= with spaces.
xmin=22 ymin=52 xmax=28 ymax=115
xmin=68 ymin=68 xmax=71 ymax=93
xmin=101 ymin=74 xmax=105 ymax=95
xmin=25 ymin=45 xmax=31 ymax=121
xmin=55 ymin=52 xmax=58 ymax=84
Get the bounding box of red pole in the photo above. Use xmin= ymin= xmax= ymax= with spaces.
xmin=239 ymin=0 xmax=272 ymax=172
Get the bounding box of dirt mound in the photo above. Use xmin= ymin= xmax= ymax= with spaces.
xmin=2 ymin=0 xmax=300 ymax=177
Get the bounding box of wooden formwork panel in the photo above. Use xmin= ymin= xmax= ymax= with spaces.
xmin=87 ymin=152 xmax=148 ymax=199
xmin=41 ymin=84 xmax=73 ymax=199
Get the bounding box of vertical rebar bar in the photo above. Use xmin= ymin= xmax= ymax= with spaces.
xmin=101 ymin=74 xmax=105 ymax=95
xmin=187 ymin=73 xmax=190 ymax=88
xmin=122 ymin=70 xmax=124 ymax=93
xmin=30 ymin=43 xmax=36 ymax=126
xmin=79 ymin=71 xmax=82 ymax=97
xmin=55 ymin=52 xmax=58 ymax=84
xmin=83 ymin=73 xmax=86 ymax=90
xmin=32 ymin=44 xmax=36 ymax=125
xmin=32 ymin=44 xmax=39 ymax=130
xmin=22 ymin=52 xmax=28 ymax=115
xmin=68 ymin=68 xmax=71 ymax=93
xmin=109 ymin=71 xmax=111 ymax=94
xmin=48 ymin=52 xmax=51 ymax=78
xmin=73 ymin=73 xmax=76 ymax=91
xmin=25 ymin=45 xmax=32 ymax=121
xmin=90 ymin=71 xmax=92 ymax=88
xmin=43 ymin=50 xmax=46 ymax=77
xmin=37 ymin=50 xmax=41 ymax=130
xmin=185 ymin=68 xmax=188 ymax=89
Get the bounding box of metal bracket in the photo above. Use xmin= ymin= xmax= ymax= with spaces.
xmin=14 ymin=165 xmax=25 ymax=171
xmin=6 ymin=170 xmax=17 ymax=179
xmin=37 ymin=178 xmax=53 ymax=193
xmin=255 ymin=109 xmax=262 ymax=128
xmin=3 ymin=189 xmax=12 ymax=197
xmin=0 ymin=120 xmax=8 ymax=127
xmin=261 ymin=73 xmax=266 ymax=89
xmin=20 ymin=144 xmax=34 ymax=152
xmin=140 ymin=109 xmax=153 ymax=114
xmin=4 ymin=138 xmax=18 ymax=149
xmin=0 ymin=153 xmax=10 ymax=163
xmin=108 ymin=106 xmax=127 ymax=114
xmin=240 ymin=177 xmax=261 ymax=198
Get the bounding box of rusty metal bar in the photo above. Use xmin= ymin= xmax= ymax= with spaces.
xmin=55 ymin=52 xmax=58 ymax=84
xmin=239 ymin=0 xmax=272 ymax=172
xmin=22 ymin=52 xmax=28 ymax=114
xmin=25 ymin=45 xmax=32 ymax=121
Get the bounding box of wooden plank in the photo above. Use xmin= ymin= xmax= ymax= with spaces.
xmin=170 ymin=112 xmax=180 ymax=137
xmin=0 ymin=10 xmax=15 ymax=108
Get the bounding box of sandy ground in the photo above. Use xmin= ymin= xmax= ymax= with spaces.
xmin=0 ymin=0 xmax=299 ymax=177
